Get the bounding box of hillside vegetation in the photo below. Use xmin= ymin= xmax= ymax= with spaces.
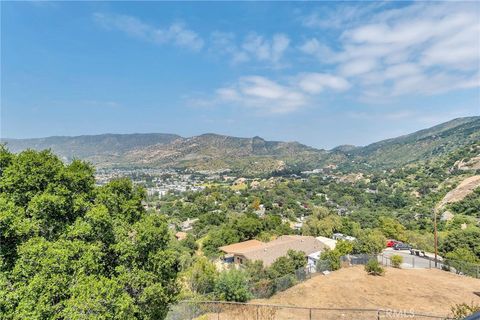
xmin=343 ymin=116 xmax=480 ymax=171
xmin=1 ymin=120 xmax=479 ymax=319
xmin=3 ymin=117 xmax=479 ymax=174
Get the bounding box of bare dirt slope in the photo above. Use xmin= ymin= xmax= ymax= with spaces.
xmin=437 ymin=175 xmax=480 ymax=209
xmin=254 ymin=266 xmax=480 ymax=317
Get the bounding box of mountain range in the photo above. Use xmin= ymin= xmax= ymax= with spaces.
xmin=2 ymin=116 xmax=479 ymax=174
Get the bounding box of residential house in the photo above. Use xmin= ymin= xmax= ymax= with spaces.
xmin=219 ymin=235 xmax=327 ymax=267
xmin=315 ymin=236 xmax=337 ymax=250
xmin=307 ymin=236 xmax=338 ymax=271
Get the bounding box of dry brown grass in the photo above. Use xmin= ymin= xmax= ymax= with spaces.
xmin=253 ymin=266 xmax=480 ymax=317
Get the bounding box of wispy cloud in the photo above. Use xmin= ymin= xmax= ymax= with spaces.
xmin=190 ymin=72 xmax=349 ymax=114
xmin=210 ymin=31 xmax=290 ymax=67
xmin=93 ymin=13 xmax=204 ymax=51
xmin=300 ymin=2 xmax=385 ymax=30
xmin=299 ymin=2 xmax=480 ymax=99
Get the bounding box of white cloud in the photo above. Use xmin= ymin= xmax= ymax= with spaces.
xmin=297 ymin=73 xmax=350 ymax=94
xmin=210 ymin=32 xmax=249 ymax=64
xmin=216 ymin=76 xmax=307 ymax=114
xmin=93 ymin=13 xmax=204 ymax=51
xmin=300 ymin=2 xmax=480 ymax=98
xmin=339 ymin=59 xmax=377 ymax=77
xmin=193 ymin=72 xmax=349 ymax=114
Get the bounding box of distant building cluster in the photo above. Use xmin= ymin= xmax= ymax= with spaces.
xmin=95 ymin=168 xmax=208 ymax=198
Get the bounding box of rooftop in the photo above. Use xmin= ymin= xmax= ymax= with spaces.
xmin=221 ymin=235 xmax=327 ymax=267
xmin=315 ymin=236 xmax=337 ymax=250
xmin=219 ymin=239 xmax=265 ymax=254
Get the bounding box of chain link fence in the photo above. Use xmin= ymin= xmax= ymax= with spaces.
xmin=249 ymin=266 xmax=315 ymax=299
xmin=441 ymin=259 xmax=480 ymax=279
xmin=166 ymin=254 xmax=478 ymax=319
xmin=379 ymin=253 xmax=480 ymax=279
xmin=166 ymin=300 xmax=454 ymax=320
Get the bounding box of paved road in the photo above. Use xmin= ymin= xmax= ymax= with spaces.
xmin=381 ymin=248 xmax=438 ymax=269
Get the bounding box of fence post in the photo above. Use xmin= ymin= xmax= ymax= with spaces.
xmin=412 ymin=257 xmax=415 ymax=268
xmin=309 ymin=308 xmax=312 ymax=320
xmin=256 ymin=305 xmax=259 ymax=320
xmin=429 ymin=259 xmax=431 ymax=269
xmin=377 ymin=309 xmax=380 ymax=320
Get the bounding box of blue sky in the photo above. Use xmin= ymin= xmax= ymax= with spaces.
xmin=1 ymin=1 xmax=479 ymax=149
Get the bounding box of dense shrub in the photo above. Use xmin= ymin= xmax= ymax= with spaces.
xmin=364 ymin=259 xmax=385 ymax=276
xmin=390 ymin=255 xmax=403 ymax=268
xmin=214 ymin=269 xmax=252 ymax=302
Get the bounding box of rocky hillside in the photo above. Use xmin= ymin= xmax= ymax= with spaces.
xmin=2 ymin=133 xmax=326 ymax=174
xmin=2 ymin=116 xmax=479 ymax=174
xmin=340 ymin=116 xmax=480 ymax=171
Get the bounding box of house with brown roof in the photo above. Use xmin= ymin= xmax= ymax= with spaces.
xmin=219 ymin=235 xmax=327 ymax=267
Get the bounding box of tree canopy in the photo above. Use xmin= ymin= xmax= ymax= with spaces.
xmin=0 ymin=148 xmax=180 ymax=319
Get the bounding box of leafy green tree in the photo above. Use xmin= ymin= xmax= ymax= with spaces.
xmin=186 ymin=257 xmax=217 ymax=294
xmin=449 ymin=188 xmax=480 ymax=218
xmin=445 ymin=247 xmax=479 ymax=263
xmin=202 ymin=226 xmax=240 ymax=257
xmin=336 ymin=239 xmax=354 ymax=255
xmin=441 ymin=228 xmax=480 ymax=259
xmin=379 ymin=216 xmax=407 ymax=241
xmin=244 ymin=260 xmax=267 ymax=283
xmin=287 ymin=249 xmax=307 ymax=270
xmin=319 ymin=249 xmax=341 ymax=271
xmin=0 ymin=148 xmax=180 ymax=320
xmin=61 ymin=275 xmax=136 ymax=320
xmin=180 ymin=233 xmax=199 ymax=254
xmin=354 ymin=229 xmax=386 ymax=254
xmin=302 ymin=215 xmax=341 ymax=237
xmin=235 ymin=216 xmax=263 ymax=240
xmin=267 ymin=250 xmax=306 ymax=279
xmin=319 ymin=240 xmax=353 ymax=271
xmin=214 ymin=269 xmax=251 ymax=302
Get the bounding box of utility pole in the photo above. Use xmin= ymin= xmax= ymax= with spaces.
xmin=433 ymin=208 xmax=438 ymax=268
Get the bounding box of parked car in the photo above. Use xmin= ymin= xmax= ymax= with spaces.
xmin=393 ymin=242 xmax=412 ymax=250
xmin=386 ymin=239 xmax=399 ymax=247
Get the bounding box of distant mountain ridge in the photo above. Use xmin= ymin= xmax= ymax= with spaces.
xmin=344 ymin=116 xmax=480 ymax=170
xmin=2 ymin=116 xmax=479 ymax=174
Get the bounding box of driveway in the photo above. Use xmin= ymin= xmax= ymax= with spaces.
xmin=381 ymin=248 xmax=438 ymax=269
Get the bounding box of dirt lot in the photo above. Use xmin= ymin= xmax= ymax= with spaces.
xmin=253 ymin=266 xmax=480 ymax=317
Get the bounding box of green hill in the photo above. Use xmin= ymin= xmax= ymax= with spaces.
xmin=2 ymin=116 xmax=479 ymax=174
xmin=344 ymin=117 xmax=480 ymax=170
